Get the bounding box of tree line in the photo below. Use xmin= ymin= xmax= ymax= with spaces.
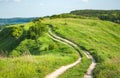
xmin=70 ymin=10 xmax=120 ymax=23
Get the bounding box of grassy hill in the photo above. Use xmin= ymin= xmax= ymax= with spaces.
xmin=42 ymin=18 xmax=120 ymax=78
xmin=0 ymin=20 xmax=79 ymax=78
xmin=0 ymin=13 xmax=120 ymax=78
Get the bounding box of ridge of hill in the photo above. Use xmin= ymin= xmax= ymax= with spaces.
xmin=70 ymin=10 xmax=120 ymax=23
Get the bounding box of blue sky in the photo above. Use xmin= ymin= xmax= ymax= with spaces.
xmin=0 ymin=0 xmax=120 ymax=18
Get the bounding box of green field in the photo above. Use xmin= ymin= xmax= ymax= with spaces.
xmin=42 ymin=18 xmax=120 ymax=78
xmin=0 ymin=22 xmax=79 ymax=78
xmin=0 ymin=16 xmax=120 ymax=78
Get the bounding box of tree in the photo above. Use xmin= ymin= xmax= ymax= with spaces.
xmin=27 ymin=22 xmax=48 ymax=47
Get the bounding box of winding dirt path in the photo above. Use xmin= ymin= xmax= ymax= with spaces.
xmin=45 ymin=28 xmax=96 ymax=78
xmin=45 ymin=58 xmax=81 ymax=78
xmin=83 ymin=51 xmax=96 ymax=78
xmin=45 ymin=30 xmax=82 ymax=78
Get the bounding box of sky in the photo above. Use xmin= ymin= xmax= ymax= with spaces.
xmin=0 ymin=0 xmax=120 ymax=18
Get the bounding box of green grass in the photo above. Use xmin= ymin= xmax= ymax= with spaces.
xmin=0 ymin=24 xmax=79 ymax=78
xmin=42 ymin=18 xmax=120 ymax=78
xmin=1 ymin=17 xmax=120 ymax=78
xmin=0 ymin=36 xmax=79 ymax=78
xmin=59 ymin=54 xmax=91 ymax=78
xmin=0 ymin=54 xmax=77 ymax=78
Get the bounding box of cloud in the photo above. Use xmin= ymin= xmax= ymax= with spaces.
xmin=0 ymin=0 xmax=22 ymax=2
xmin=0 ymin=0 xmax=9 ymax=2
xmin=81 ymin=0 xmax=89 ymax=3
xmin=13 ymin=0 xmax=21 ymax=2
xmin=39 ymin=3 xmax=44 ymax=6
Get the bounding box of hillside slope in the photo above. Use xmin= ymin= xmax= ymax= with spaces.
xmin=42 ymin=18 xmax=120 ymax=78
xmin=0 ymin=21 xmax=79 ymax=78
xmin=0 ymin=17 xmax=120 ymax=78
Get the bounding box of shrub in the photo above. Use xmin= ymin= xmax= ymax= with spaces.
xmin=27 ymin=22 xmax=48 ymax=40
xmin=12 ymin=26 xmax=23 ymax=39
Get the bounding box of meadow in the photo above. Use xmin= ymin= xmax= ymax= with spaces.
xmin=42 ymin=18 xmax=120 ymax=78
xmin=0 ymin=22 xmax=79 ymax=78
xmin=0 ymin=17 xmax=120 ymax=78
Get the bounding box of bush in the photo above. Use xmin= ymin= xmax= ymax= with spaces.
xmin=27 ymin=22 xmax=48 ymax=40
xmin=10 ymin=50 xmax=21 ymax=57
xmin=12 ymin=26 xmax=23 ymax=39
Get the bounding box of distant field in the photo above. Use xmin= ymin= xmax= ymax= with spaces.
xmin=42 ymin=18 xmax=120 ymax=78
xmin=0 ymin=18 xmax=36 ymax=25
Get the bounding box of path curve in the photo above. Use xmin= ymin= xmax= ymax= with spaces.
xmin=84 ymin=51 xmax=96 ymax=78
xmin=45 ymin=29 xmax=82 ymax=78
xmin=45 ymin=27 xmax=96 ymax=78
